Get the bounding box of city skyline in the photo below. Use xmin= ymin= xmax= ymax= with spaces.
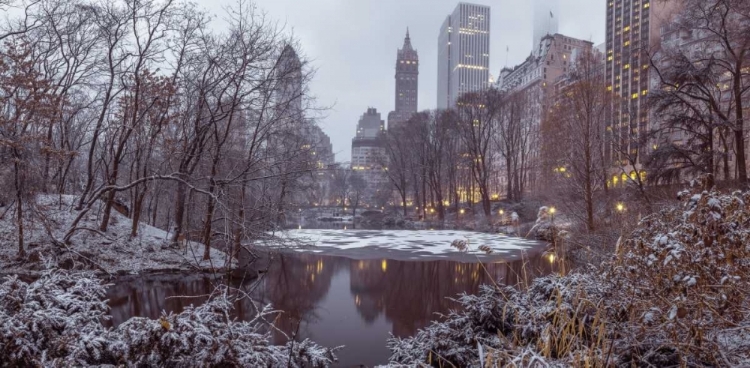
xmin=195 ymin=0 xmax=606 ymax=162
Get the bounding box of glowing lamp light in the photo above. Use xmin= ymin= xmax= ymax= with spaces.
xmin=616 ymin=203 xmax=625 ymax=212
xmin=499 ymin=209 xmax=505 ymax=215
xmin=549 ymin=207 xmax=557 ymax=215
xmin=459 ymin=209 xmax=466 ymax=215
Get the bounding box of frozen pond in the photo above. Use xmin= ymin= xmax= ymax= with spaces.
xmin=273 ymin=229 xmax=543 ymax=262
xmin=107 ymin=230 xmax=556 ymax=367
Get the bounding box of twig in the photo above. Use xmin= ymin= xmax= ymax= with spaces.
xmin=0 ymin=200 xmax=15 ymax=220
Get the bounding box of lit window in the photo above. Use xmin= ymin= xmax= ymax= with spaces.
xmin=624 ymin=64 xmax=630 ymax=69
xmin=642 ymin=89 xmax=648 ymax=96
xmin=632 ymin=93 xmax=639 ymax=99
xmin=644 ymin=2 xmax=650 ymax=8
xmin=624 ymin=41 xmax=630 ymax=46
xmin=607 ymin=86 xmax=613 ymax=91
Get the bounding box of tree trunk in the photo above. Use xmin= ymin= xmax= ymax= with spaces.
xmin=170 ymin=177 xmax=187 ymax=248
xmin=202 ymin=160 xmax=220 ymax=260
xmin=130 ymin=189 xmax=147 ymax=238
xmin=201 ymin=195 xmax=215 ymax=261
xmin=400 ymin=189 xmax=408 ymax=217
xmin=505 ymin=157 xmax=513 ymax=201
xmin=99 ymin=189 xmax=116 ymax=232
xmin=15 ymin=161 xmax=25 ymax=258
xmin=734 ymin=72 xmax=747 ymax=185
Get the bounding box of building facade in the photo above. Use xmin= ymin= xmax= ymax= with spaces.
xmin=437 ymin=2 xmax=491 ymax=109
xmin=604 ymin=0 xmax=680 ymax=172
xmin=532 ymin=0 xmax=560 ymax=54
xmin=351 ymin=108 xmax=388 ymax=198
xmin=388 ymin=30 xmax=419 ymax=129
xmin=496 ymin=33 xmax=595 ymax=193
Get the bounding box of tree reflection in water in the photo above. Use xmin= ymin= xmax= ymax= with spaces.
xmin=106 ymin=251 xmax=559 ymax=366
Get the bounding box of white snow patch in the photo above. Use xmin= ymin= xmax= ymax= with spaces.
xmin=274 ymin=229 xmax=538 ymax=256
xmin=0 ymin=194 xmax=233 ymax=274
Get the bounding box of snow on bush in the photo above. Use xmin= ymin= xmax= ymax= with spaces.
xmin=0 ymin=269 xmax=340 ymax=367
xmin=608 ymin=188 xmax=750 ymax=366
xmin=386 ymin=188 xmax=750 ymax=367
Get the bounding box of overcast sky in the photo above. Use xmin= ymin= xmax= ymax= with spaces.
xmin=195 ymin=0 xmax=605 ymax=162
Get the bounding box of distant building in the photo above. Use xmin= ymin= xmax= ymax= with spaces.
xmin=532 ymin=0 xmax=560 ymax=54
xmin=351 ymin=108 xmax=388 ymax=199
xmin=498 ymin=34 xmax=593 ymax=94
xmin=437 ymin=2 xmax=491 ymax=109
xmin=388 ymin=29 xmax=419 ymax=129
xmin=276 ymin=45 xmax=304 ymax=117
xmin=497 ymin=33 xmax=595 ymax=193
xmin=275 ymin=45 xmax=335 ymax=206
xmin=604 ymin=0 xmax=681 ymax=174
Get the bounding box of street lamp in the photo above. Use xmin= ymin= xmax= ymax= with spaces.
xmin=549 ymin=207 xmax=556 ymax=223
xmin=616 ymin=203 xmax=625 ymax=212
xmin=499 ymin=209 xmax=505 ymax=215
xmin=459 ymin=209 xmax=465 ymax=215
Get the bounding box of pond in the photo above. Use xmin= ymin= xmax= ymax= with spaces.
xmin=106 ymin=230 xmax=559 ymax=367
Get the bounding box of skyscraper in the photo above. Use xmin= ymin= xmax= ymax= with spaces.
xmin=604 ymin=0 xmax=680 ymax=174
xmin=388 ymin=29 xmax=419 ymax=129
xmin=277 ymin=45 xmax=304 ymax=115
xmin=437 ymin=2 xmax=491 ymax=109
xmin=532 ymin=0 xmax=559 ymax=53
xmin=351 ymin=108 xmax=388 ymax=196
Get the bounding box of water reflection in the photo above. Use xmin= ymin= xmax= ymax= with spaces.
xmin=106 ymin=251 xmax=561 ymax=366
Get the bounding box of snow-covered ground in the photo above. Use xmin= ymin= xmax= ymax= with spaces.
xmin=272 ymin=229 xmax=542 ymax=261
xmin=0 ymin=195 xmax=233 ymax=276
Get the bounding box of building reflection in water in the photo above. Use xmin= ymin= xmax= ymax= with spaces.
xmin=106 ymin=251 xmax=560 ymax=366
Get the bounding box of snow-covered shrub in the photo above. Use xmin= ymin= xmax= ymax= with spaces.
xmin=607 ymin=188 xmax=750 ymax=366
xmin=529 ymin=206 xmax=560 ymax=241
xmin=0 ymin=271 xmax=115 ymax=366
xmin=387 ymin=188 xmax=750 ymax=367
xmin=387 ymin=272 xmax=608 ymax=367
xmin=0 ymin=270 xmax=340 ymax=367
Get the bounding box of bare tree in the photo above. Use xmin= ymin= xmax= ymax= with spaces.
xmin=382 ymin=122 xmax=413 ymax=216
xmin=546 ymin=50 xmax=609 ymax=231
xmin=660 ymin=0 xmax=750 ymax=185
xmin=0 ymin=39 xmax=58 ymax=256
xmin=455 ymin=89 xmax=501 ymax=217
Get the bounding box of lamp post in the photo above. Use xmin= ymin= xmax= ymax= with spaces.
xmin=549 ymin=207 xmax=556 ymax=224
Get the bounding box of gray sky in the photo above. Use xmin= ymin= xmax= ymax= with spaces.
xmin=196 ymin=0 xmax=605 ymax=162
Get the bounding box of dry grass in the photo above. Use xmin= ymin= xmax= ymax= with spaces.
xmin=387 ymin=186 xmax=750 ymax=367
